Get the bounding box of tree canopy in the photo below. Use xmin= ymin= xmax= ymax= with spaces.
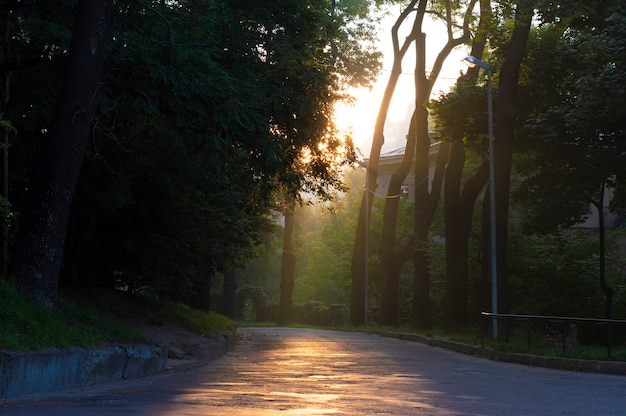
xmin=516 ymin=10 xmax=626 ymax=232
xmin=4 ymin=0 xmax=382 ymax=306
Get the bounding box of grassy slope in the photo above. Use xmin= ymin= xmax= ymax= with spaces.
xmin=0 ymin=280 xmax=234 ymax=351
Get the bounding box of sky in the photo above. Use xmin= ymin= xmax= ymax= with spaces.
xmin=334 ymin=8 xmax=471 ymax=158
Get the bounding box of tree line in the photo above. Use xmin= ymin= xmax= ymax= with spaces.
xmin=1 ymin=0 xmax=382 ymax=311
xmin=349 ymin=0 xmax=626 ymax=330
xmin=4 ymin=0 xmax=625 ymax=331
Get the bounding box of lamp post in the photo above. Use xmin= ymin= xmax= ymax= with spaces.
xmin=359 ymin=160 xmax=369 ymax=325
xmin=465 ymin=55 xmax=497 ymax=341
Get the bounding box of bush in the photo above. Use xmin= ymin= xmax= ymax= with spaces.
xmin=293 ymin=301 xmax=330 ymax=326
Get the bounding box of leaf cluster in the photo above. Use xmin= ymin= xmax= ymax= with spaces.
xmin=515 ymin=10 xmax=626 ymax=232
xmin=4 ymin=0 xmax=382 ymax=300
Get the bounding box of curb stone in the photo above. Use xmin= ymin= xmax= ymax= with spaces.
xmin=0 ymin=330 xmax=236 ymax=399
xmin=374 ymin=330 xmax=626 ymax=376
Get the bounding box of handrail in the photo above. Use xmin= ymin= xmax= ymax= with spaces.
xmin=481 ymin=312 xmax=626 ymax=325
xmin=480 ymin=312 xmax=626 ymax=359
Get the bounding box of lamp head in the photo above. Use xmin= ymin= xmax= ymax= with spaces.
xmin=464 ymin=55 xmax=489 ymax=71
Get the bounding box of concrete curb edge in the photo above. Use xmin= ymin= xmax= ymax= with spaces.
xmin=373 ymin=330 xmax=626 ymax=376
xmin=0 ymin=330 xmax=236 ymax=399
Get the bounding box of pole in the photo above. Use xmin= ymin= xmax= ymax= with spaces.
xmin=364 ymin=164 xmax=369 ymax=325
xmin=487 ymin=69 xmax=498 ymax=341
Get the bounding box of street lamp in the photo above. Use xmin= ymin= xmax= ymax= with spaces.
xmin=465 ymin=55 xmax=498 ymax=341
xmin=358 ymin=160 xmax=369 ymax=325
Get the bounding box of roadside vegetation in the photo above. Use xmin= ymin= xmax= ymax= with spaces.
xmin=3 ymin=1 xmax=626 ymax=372
xmin=0 ymin=280 xmax=234 ymax=351
xmin=369 ymin=324 xmax=626 ymax=363
xmin=230 ymin=167 xmax=626 ymax=363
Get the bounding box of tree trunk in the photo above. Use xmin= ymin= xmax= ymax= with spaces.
xmin=441 ymin=0 xmax=492 ymax=329
xmin=381 ymin=3 xmax=430 ymax=328
xmin=278 ymin=205 xmax=296 ymax=325
xmin=350 ymin=188 xmax=368 ymax=325
xmin=222 ymin=269 xmax=237 ymax=319
xmin=350 ymin=0 xmax=420 ymax=326
xmin=411 ymin=29 xmax=433 ymax=329
xmin=353 ymin=0 xmax=474 ymax=326
xmin=2 ymin=21 xmax=10 ymax=278
xmin=10 ymin=0 xmax=112 ymax=308
xmin=492 ymin=1 xmax=533 ymax=315
xmin=596 ymin=182 xmax=613 ymax=319
xmin=380 ymin=115 xmax=417 ymax=327
xmin=443 ymin=142 xmax=489 ymax=329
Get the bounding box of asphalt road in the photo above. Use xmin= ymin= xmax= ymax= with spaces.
xmin=4 ymin=327 xmax=626 ymax=415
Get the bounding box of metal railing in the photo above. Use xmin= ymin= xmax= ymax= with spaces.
xmin=481 ymin=312 xmax=626 ymax=359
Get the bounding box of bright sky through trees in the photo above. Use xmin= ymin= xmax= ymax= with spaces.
xmin=334 ymin=10 xmax=469 ymax=157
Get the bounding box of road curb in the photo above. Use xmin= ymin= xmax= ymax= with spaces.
xmin=373 ymin=330 xmax=626 ymax=376
xmin=0 ymin=330 xmax=236 ymax=399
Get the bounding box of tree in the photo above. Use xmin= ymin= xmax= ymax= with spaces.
xmin=428 ymin=0 xmax=535 ymax=328
xmin=5 ymin=0 xmax=378 ymax=309
xmin=488 ymin=1 xmax=534 ymax=320
xmin=273 ymin=0 xmax=382 ymax=324
xmin=352 ymin=0 xmax=474 ymax=327
xmin=293 ymin=172 xmax=363 ymax=306
xmin=519 ymin=10 xmax=626 ymax=318
xmin=277 ymin=200 xmax=297 ymax=325
xmin=10 ymin=0 xmax=112 ymax=307
xmin=429 ymin=0 xmax=626 ymax=328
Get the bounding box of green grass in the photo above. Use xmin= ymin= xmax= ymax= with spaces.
xmin=377 ymin=324 xmax=625 ymax=362
xmin=156 ymin=301 xmax=236 ymax=335
xmin=0 ymin=280 xmax=235 ymax=352
xmin=0 ymin=280 xmax=145 ymax=351
xmin=477 ymin=331 xmax=625 ymax=361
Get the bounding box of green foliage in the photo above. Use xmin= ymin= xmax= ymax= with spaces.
xmin=293 ymin=195 xmax=359 ymax=306
xmin=0 ymin=280 xmax=144 ymax=351
xmin=293 ymin=301 xmax=331 ymax=326
xmin=507 ymin=225 xmax=626 ymax=318
xmin=157 ymin=301 xmax=236 ymax=335
xmin=430 ymin=81 xmax=491 ymax=156
xmin=516 ymin=11 xmax=626 ymax=232
xmin=3 ymin=0 xmax=381 ymax=303
xmin=235 ymin=285 xmax=275 ymax=322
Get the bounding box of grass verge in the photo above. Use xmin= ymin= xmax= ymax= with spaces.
xmin=156 ymin=301 xmax=236 ymax=335
xmin=0 ymin=280 xmax=144 ymax=351
xmin=367 ymin=324 xmax=626 ymax=362
xmin=0 ymin=280 xmax=235 ymax=351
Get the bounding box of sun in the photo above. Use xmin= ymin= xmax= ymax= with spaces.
xmin=332 ymin=9 xmax=471 ymax=157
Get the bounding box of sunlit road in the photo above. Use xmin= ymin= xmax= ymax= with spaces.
xmin=4 ymin=327 xmax=626 ymax=415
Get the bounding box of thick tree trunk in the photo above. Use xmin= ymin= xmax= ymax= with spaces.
xmin=278 ymin=206 xmax=296 ymax=325
xmin=413 ymin=140 xmax=452 ymax=330
xmin=382 ymin=5 xmax=430 ymax=328
xmin=350 ymin=189 xmax=368 ymax=325
xmin=10 ymin=0 xmax=112 ymax=308
xmin=411 ymin=30 xmax=433 ymax=329
xmin=443 ymin=142 xmax=489 ymax=329
xmin=492 ymin=2 xmax=533 ymax=315
xmin=350 ymin=0 xmax=420 ymax=326
xmin=443 ymin=142 xmax=466 ymax=328
xmin=380 ymin=116 xmax=417 ymax=327
xmin=222 ymin=270 xmax=237 ymax=319
xmin=354 ymin=0 xmax=473 ymax=326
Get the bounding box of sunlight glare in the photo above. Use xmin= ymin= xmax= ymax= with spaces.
xmin=333 ymin=11 xmax=469 ymax=156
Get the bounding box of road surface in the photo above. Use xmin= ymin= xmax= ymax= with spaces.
xmin=4 ymin=327 xmax=626 ymax=415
